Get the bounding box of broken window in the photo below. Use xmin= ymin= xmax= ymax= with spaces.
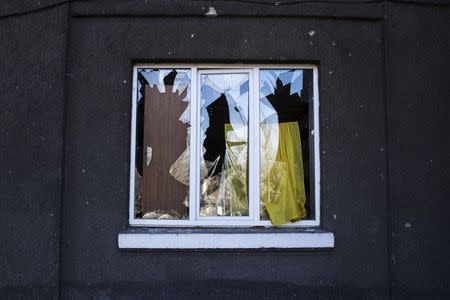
xmin=259 ymin=69 xmax=315 ymax=224
xmin=134 ymin=69 xmax=191 ymax=220
xmin=130 ymin=65 xmax=319 ymax=227
xmin=199 ymin=72 xmax=250 ymax=217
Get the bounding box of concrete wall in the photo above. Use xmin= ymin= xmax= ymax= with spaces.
xmin=0 ymin=2 xmax=68 ymax=298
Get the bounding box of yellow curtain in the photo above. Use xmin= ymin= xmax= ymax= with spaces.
xmin=224 ymin=121 xmax=307 ymax=224
xmin=260 ymin=121 xmax=307 ymax=225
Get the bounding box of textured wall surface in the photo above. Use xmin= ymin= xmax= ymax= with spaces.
xmin=385 ymin=3 xmax=450 ymax=298
xmin=0 ymin=3 xmax=68 ymax=299
xmin=0 ymin=0 xmax=449 ymax=299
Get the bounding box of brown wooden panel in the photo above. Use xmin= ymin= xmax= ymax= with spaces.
xmin=142 ymin=85 xmax=188 ymax=216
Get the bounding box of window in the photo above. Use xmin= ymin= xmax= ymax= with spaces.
xmin=129 ymin=64 xmax=320 ymax=227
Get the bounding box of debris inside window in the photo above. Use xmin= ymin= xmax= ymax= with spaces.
xmin=132 ymin=66 xmax=316 ymax=225
xmin=199 ymin=73 xmax=250 ymax=217
xmin=259 ymin=69 xmax=313 ymax=224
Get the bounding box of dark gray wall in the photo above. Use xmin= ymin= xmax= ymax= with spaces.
xmin=1 ymin=1 xmax=449 ymax=299
xmin=63 ymin=14 xmax=387 ymax=299
xmin=0 ymin=3 xmax=68 ymax=299
xmin=385 ymin=3 xmax=450 ymax=298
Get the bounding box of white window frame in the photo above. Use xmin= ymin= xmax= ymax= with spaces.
xmin=129 ymin=64 xmax=320 ymax=228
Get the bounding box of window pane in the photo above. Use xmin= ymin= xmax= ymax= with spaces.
xmin=199 ymin=73 xmax=250 ymax=217
xmin=259 ymin=69 xmax=314 ymax=224
xmin=134 ymin=68 xmax=191 ymax=220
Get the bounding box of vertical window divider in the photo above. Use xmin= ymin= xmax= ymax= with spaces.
xmin=313 ymin=66 xmax=321 ymax=225
xmin=189 ymin=67 xmax=198 ymax=222
xmin=129 ymin=66 xmax=138 ymax=224
xmin=247 ymin=70 xmax=255 ymax=221
xmin=252 ymin=67 xmax=261 ymax=222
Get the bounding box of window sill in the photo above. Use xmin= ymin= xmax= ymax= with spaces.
xmin=118 ymin=228 xmax=334 ymax=250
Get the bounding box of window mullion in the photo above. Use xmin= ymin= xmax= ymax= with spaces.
xmin=247 ymin=70 xmax=255 ymax=222
xmin=252 ymin=67 xmax=261 ymax=222
xmin=189 ymin=67 xmax=198 ymax=222
xmin=313 ymin=66 xmax=321 ymax=224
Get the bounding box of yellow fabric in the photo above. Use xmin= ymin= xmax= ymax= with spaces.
xmin=224 ymin=124 xmax=249 ymax=216
xmin=260 ymin=121 xmax=307 ymax=225
xmin=224 ymin=121 xmax=307 ymax=224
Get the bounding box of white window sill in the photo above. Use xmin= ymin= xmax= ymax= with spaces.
xmin=118 ymin=229 xmax=334 ymax=250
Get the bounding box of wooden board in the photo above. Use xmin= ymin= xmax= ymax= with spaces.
xmin=142 ymin=85 xmax=189 ymax=216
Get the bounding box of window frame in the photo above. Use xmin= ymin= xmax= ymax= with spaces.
xmin=129 ymin=64 xmax=320 ymax=228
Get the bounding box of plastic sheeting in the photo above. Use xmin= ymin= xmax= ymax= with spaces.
xmin=136 ymin=68 xmax=308 ymax=224
xmin=259 ymin=69 xmax=307 ymax=224
xmin=199 ymin=73 xmax=250 ymax=217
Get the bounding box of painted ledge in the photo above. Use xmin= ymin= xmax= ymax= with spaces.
xmin=118 ymin=231 xmax=334 ymax=249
